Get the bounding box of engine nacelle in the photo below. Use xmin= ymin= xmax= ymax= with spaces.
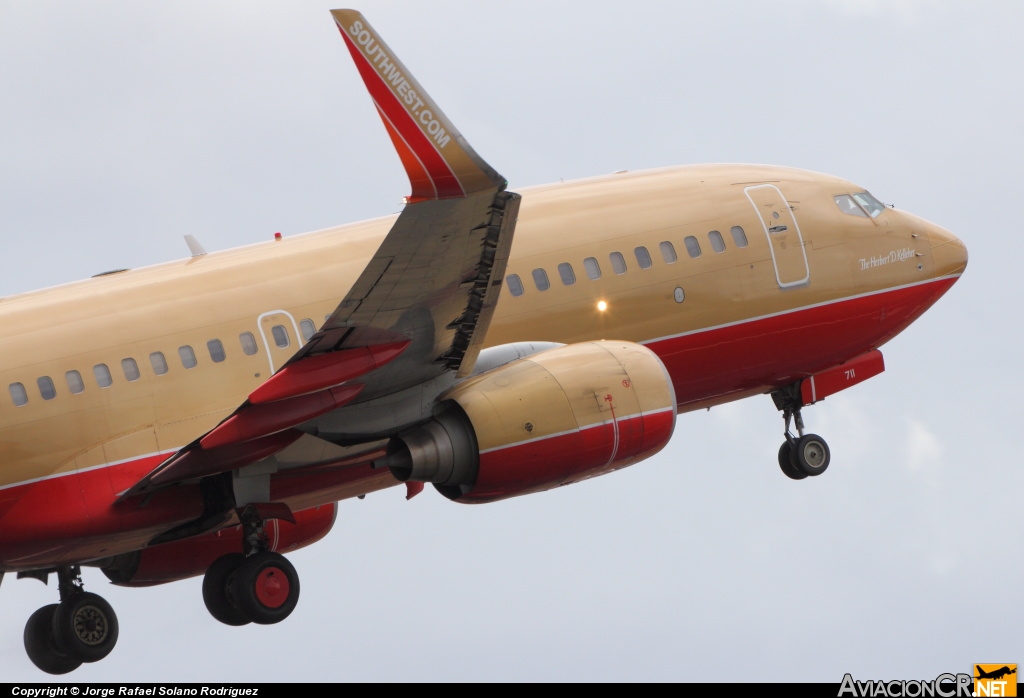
xmin=385 ymin=341 xmax=676 ymax=503
xmin=97 ymin=503 xmax=336 ymax=587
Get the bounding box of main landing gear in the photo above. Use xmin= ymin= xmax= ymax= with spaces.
xmin=23 ymin=566 xmax=119 ymax=675
xmin=772 ymin=384 xmax=831 ymax=481
xmin=202 ymin=504 xmax=300 ymax=627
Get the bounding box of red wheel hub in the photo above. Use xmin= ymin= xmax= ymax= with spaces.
xmin=254 ymin=567 xmax=290 ymax=609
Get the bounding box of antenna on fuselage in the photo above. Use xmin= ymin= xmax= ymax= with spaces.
xmin=184 ymin=235 xmax=207 ymax=257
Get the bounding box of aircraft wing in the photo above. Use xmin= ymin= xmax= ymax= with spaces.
xmin=300 ymin=10 xmax=518 ymax=391
xmin=120 ymin=10 xmax=518 ymax=500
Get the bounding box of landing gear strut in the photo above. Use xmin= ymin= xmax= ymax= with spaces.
xmin=773 ymin=384 xmax=830 ymax=480
xmin=202 ymin=504 xmax=300 ymax=627
xmin=23 ymin=566 xmax=119 ymax=675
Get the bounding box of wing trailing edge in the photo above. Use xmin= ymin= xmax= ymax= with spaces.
xmin=331 ymin=9 xmax=505 ymax=201
xmin=248 ymin=341 xmax=409 ymax=404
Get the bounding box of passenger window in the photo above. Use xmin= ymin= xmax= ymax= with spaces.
xmin=121 ymin=358 xmax=140 ymax=382
xmin=150 ymin=352 xmax=169 ymax=375
xmin=635 ymin=246 xmax=653 ymax=269
xmin=731 ymin=226 xmax=749 ymax=248
xmin=239 ymin=332 xmax=259 ymax=356
xmin=271 ymin=325 xmax=291 ymax=348
xmin=207 ymin=340 xmax=226 ymax=363
xmin=660 ymin=241 xmax=677 ymax=264
xmin=709 ymin=230 xmax=726 ymax=253
xmin=610 ymin=252 xmax=627 ymax=275
xmin=506 ymin=274 xmax=525 ymax=297
xmin=583 ymin=257 xmax=602 ymax=280
xmin=37 ymin=376 xmax=56 ymax=400
xmin=300 ymin=319 xmax=316 ymax=342
xmin=9 ymin=382 xmax=28 ymax=406
xmin=94 ymin=363 xmax=113 ymax=387
xmin=558 ymin=262 xmax=576 ymax=286
xmin=684 ymin=236 xmax=702 ymax=258
xmin=532 ymin=268 xmax=550 ymax=291
xmin=178 ymin=346 xmax=198 ymax=369
xmin=66 ymin=370 xmax=85 ymax=394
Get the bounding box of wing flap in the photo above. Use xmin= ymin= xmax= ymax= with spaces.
xmin=200 ymin=384 xmax=365 ymax=450
xmin=145 ymin=430 xmax=302 ymax=490
xmin=248 ymin=342 xmax=408 ymax=404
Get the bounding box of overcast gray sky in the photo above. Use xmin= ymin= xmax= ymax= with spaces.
xmin=1 ymin=0 xmax=1020 ymax=682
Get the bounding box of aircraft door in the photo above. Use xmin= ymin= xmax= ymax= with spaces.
xmin=744 ymin=184 xmax=810 ymax=288
xmin=256 ymin=310 xmax=302 ymax=374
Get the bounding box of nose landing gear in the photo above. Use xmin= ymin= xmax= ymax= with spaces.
xmin=22 ymin=565 xmax=119 ymax=675
xmin=773 ymin=384 xmax=831 ymax=480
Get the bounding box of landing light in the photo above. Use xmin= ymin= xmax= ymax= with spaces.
xmin=597 ymin=300 xmax=608 ymax=312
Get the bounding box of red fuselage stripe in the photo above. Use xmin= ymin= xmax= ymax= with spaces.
xmin=647 ymin=276 xmax=958 ymax=409
xmin=0 ymin=277 xmax=957 ymax=566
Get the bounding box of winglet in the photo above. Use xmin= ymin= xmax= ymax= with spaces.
xmin=331 ymin=9 xmax=505 ymax=201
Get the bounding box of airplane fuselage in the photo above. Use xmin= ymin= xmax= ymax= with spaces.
xmin=0 ymin=163 xmax=966 ymax=571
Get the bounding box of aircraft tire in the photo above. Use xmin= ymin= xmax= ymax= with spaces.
xmin=231 ymin=551 xmax=300 ymax=625
xmin=793 ymin=434 xmax=830 ymax=477
xmin=51 ymin=592 xmax=119 ymax=664
xmin=202 ymin=553 xmax=251 ymax=626
xmin=24 ymin=604 xmax=82 ymax=675
xmin=778 ymin=441 xmax=807 ymax=480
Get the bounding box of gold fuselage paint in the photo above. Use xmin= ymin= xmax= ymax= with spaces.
xmin=0 ymin=164 xmax=965 ymax=496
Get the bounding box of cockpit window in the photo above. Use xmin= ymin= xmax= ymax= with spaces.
xmin=835 ymin=192 xmax=886 ymax=219
xmin=852 ymin=191 xmax=886 ymax=218
xmin=834 ymin=195 xmax=868 ymax=217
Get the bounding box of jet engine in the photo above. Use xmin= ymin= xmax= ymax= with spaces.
xmin=97 ymin=503 xmax=336 ymax=586
xmin=383 ymin=341 xmax=676 ymax=503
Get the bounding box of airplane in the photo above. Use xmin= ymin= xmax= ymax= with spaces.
xmin=976 ymin=666 xmax=1017 ymax=681
xmin=0 ymin=9 xmax=967 ymax=675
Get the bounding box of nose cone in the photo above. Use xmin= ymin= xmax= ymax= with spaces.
xmin=930 ymin=225 xmax=968 ymax=278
